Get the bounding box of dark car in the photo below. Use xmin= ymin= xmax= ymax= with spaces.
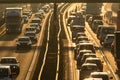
xmin=77 ymin=42 xmax=96 ymax=53
xmin=90 ymin=72 xmax=112 ymax=80
xmin=24 ymin=31 xmax=37 ymax=43
xmin=16 ymin=36 xmax=32 ymax=50
xmin=96 ymin=25 xmax=104 ymax=39
xmin=75 ymin=36 xmax=88 ymax=44
xmin=103 ymin=34 xmax=114 ymax=47
xmin=23 ymin=15 xmax=29 ymax=23
xmin=25 ymin=27 xmax=36 ymax=34
xmin=99 ymin=25 xmax=115 ymax=44
xmin=80 ymin=63 xmax=100 ymax=80
xmin=30 ymin=23 xmax=41 ymax=33
xmin=80 ymin=53 xmax=96 ymax=68
xmin=92 ymin=20 xmax=103 ymax=32
xmin=76 ymin=50 xmax=94 ymax=69
xmin=85 ymin=57 xmax=103 ymax=71
xmin=74 ymin=32 xmax=86 ymax=42
xmin=70 ymin=25 xmax=85 ymax=41
xmin=30 ymin=17 xmax=41 ymax=24
xmin=67 ymin=15 xmax=76 ymax=26
xmin=0 ymin=57 xmax=20 ymax=77
xmin=0 ymin=66 xmax=11 ymax=79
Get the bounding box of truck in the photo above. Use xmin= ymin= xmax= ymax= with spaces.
xmin=4 ymin=7 xmax=24 ymax=34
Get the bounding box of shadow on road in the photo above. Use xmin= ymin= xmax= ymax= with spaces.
xmin=0 ymin=34 xmax=19 ymax=41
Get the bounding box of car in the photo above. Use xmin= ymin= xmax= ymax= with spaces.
xmin=92 ymin=20 xmax=103 ymax=32
xmin=77 ymin=42 xmax=96 ymax=53
xmin=16 ymin=36 xmax=32 ymax=50
xmin=80 ymin=63 xmax=100 ymax=80
xmin=70 ymin=16 xmax=85 ymax=26
xmin=85 ymin=57 xmax=103 ymax=71
xmin=70 ymin=25 xmax=85 ymax=41
xmin=25 ymin=27 xmax=36 ymax=34
xmin=35 ymin=12 xmax=45 ymax=19
xmin=76 ymin=50 xmax=94 ymax=69
xmin=90 ymin=72 xmax=113 ymax=80
xmin=23 ymin=15 xmax=29 ymax=23
xmin=74 ymin=32 xmax=86 ymax=42
xmin=76 ymin=11 xmax=84 ymax=18
xmin=30 ymin=23 xmax=41 ymax=33
xmin=41 ymin=4 xmax=50 ymax=13
xmin=30 ymin=17 xmax=41 ymax=24
xmin=86 ymin=14 xmax=93 ymax=22
xmin=0 ymin=65 xmax=11 ymax=79
xmin=80 ymin=53 xmax=96 ymax=69
xmin=67 ymin=15 xmax=76 ymax=26
xmin=75 ymin=36 xmax=88 ymax=44
xmin=96 ymin=25 xmax=104 ymax=39
xmin=23 ymin=11 xmax=31 ymax=18
xmin=88 ymin=16 xmax=93 ymax=26
xmin=99 ymin=25 xmax=115 ymax=44
xmin=24 ymin=31 xmax=37 ymax=43
xmin=0 ymin=57 xmax=20 ymax=77
xmin=103 ymin=34 xmax=114 ymax=47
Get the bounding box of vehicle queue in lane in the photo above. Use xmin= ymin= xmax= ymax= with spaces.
xmin=66 ymin=3 xmax=114 ymax=80
xmin=0 ymin=4 xmax=51 ymax=80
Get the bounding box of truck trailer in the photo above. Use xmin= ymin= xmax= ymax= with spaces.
xmin=5 ymin=7 xmax=24 ymax=34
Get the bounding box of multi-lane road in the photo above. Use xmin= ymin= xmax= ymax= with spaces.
xmin=0 ymin=3 xmax=119 ymax=80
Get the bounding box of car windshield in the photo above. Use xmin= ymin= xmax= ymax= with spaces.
xmin=18 ymin=38 xmax=29 ymax=42
xmin=26 ymin=28 xmax=35 ymax=31
xmin=1 ymin=59 xmax=17 ymax=64
xmin=25 ymin=33 xmax=35 ymax=36
xmin=80 ymin=45 xmax=94 ymax=50
xmin=84 ymin=65 xmax=97 ymax=71
xmin=102 ymin=28 xmax=114 ymax=34
xmin=95 ymin=21 xmax=103 ymax=25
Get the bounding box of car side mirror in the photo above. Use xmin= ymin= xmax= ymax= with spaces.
xmin=101 ymin=61 xmax=104 ymax=63
xmin=110 ymin=76 xmax=113 ymax=79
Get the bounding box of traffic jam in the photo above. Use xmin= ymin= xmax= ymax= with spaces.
xmin=0 ymin=3 xmax=119 ymax=80
xmin=0 ymin=3 xmax=51 ymax=80
xmin=66 ymin=3 xmax=119 ymax=80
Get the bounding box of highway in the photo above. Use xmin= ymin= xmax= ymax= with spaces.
xmin=0 ymin=3 xmax=119 ymax=80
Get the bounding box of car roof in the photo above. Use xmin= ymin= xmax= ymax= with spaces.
xmin=0 ymin=65 xmax=10 ymax=68
xmin=32 ymin=17 xmax=41 ymax=20
xmin=86 ymin=57 xmax=101 ymax=61
xmin=82 ymin=63 xmax=97 ymax=66
xmin=18 ymin=36 xmax=30 ymax=39
xmin=1 ymin=57 xmax=16 ymax=59
xmin=83 ymin=53 xmax=96 ymax=56
xmin=79 ymin=50 xmax=93 ymax=52
xmin=79 ymin=42 xmax=93 ymax=45
xmin=91 ymin=72 xmax=108 ymax=75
